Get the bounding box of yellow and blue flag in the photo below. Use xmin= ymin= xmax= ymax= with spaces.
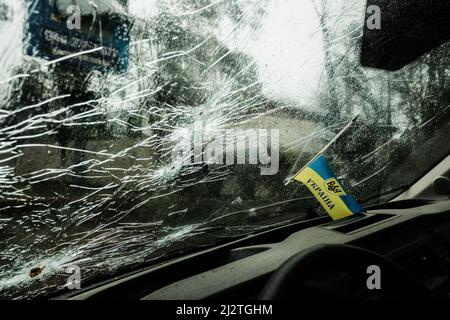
xmin=293 ymin=155 xmax=365 ymax=220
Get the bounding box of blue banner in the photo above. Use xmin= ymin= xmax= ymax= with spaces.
xmin=24 ymin=0 xmax=130 ymax=73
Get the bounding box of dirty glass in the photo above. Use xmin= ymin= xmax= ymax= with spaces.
xmin=0 ymin=0 xmax=448 ymax=299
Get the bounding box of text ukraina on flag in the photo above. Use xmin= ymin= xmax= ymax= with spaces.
xmin=293 ymin=155 xmax=365 ymax=220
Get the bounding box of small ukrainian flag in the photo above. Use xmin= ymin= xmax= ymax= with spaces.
xmin=293 ymin=155 xmax=365 ymax=220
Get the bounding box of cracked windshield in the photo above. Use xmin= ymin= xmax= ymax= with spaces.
xmin=0 ymin=0 xmax=449 ymax=299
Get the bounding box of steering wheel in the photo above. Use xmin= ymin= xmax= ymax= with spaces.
xmin=260 ymin=244 xmax=432 ymax=300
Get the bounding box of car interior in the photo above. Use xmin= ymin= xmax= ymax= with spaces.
xmin=52 ymin=151 xmax=448 ymax=300
xmin=45 ymin=0 xmax=448 ymax=301
xmin=0 ymin=0 xmax=449 ymax=302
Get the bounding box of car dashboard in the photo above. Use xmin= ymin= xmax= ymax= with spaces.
xmin=61 ymin=199 xmax=450 ymax=300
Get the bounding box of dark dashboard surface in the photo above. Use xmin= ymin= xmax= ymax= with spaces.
xmin=63 ymin=200 xmax=450 ymax=300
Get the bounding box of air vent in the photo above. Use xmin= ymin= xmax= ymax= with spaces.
xmin=322 ymin=213 xmax=397 ymax=234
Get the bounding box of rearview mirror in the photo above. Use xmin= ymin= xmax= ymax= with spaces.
xmin=361 ymin=0 xmax=450 ymax=70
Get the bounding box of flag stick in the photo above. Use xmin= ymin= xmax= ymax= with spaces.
xmin=284 ymin=114 xmax=360 ymax=185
